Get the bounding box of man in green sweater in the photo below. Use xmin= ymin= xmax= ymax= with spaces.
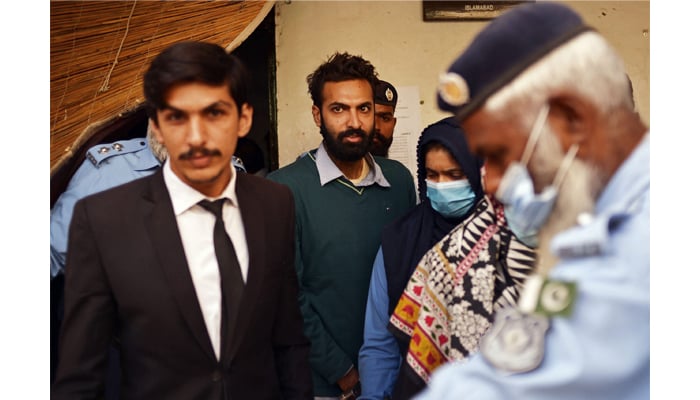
xmin=268 ymin=52 xmax=416 ymax=399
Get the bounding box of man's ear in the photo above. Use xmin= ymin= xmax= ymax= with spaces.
xmin=312 ymin=105 xmax=322 ymax=128
xmin=237 ymin=103 xmax=253 ymax=138
xmin=547 ymin=95 xmax=596 ymax=149
xmin=149 ymin=118 xmax=165 ymax=144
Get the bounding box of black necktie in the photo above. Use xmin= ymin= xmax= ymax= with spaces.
xmin=198 ymin=199 xmax=244 ymax=361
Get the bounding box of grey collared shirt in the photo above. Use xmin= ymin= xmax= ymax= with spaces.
xmin=313 ymin=142 xmax=391 ymax=188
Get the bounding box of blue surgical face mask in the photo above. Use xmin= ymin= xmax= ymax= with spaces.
xmin=496 ymin=105 xmax=579 ymax=247
xmin=426 ymin=179 xmax=477 ymax=219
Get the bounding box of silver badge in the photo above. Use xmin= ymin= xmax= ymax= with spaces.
xmin=385 ymin=87 xmax=394 ymax=102
xmin=480 ymin=307 xmax=549 ymax=373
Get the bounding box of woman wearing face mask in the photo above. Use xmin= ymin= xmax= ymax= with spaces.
xmin=358 ymin=117 xmax=485 ymax=400
xmin=358 ymin=118 xmax=537 ymax=400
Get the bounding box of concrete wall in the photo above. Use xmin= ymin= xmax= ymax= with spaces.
xmin=274 ymin=1 xmax=650 ymax=167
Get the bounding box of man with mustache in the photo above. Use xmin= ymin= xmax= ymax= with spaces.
xmin=415 ymin=3 xmax=649 ymax=399
xmin=268 ymin=52 xmax=416 ymax=400
xmin=368 ymin=80 xmax=398 ymax=158
xmin=52 ymin=41 xmax=312 ymax=399
xmin=50 ymin=123 xmax=247 ymax=400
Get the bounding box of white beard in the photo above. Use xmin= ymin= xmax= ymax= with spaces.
xmin=147 ymin=124 xmax=169 ymax=163
xmin=529 ymin=125 xmax=603 ymax=275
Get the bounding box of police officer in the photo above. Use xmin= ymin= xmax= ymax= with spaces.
xmin=416 ymin=3 xmax=649 ymax=400
xmin=369 ymin=80 xmax=398 ymax=158
xmin=50 ymin=127 xmax=246 ymax=279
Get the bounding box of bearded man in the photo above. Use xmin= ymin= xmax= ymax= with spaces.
xmin=267 ymin=52 xmax=416 ymax=400
xmin=415 ymin=3 xmax=649 ymax=400
xmin=368 ymin=80 xmax=398 ymax=158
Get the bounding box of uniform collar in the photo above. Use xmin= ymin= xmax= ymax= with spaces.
xmin=595 ymin=132 xmax=650 ymax=216
xmin=550 ymin=133 xmax=650 ymax=259
xmin=137 ymin=147 xmax=162 ymax=171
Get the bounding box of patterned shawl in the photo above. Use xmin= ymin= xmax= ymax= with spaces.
xmin=388 ymin=196 xmax=536 ymax=389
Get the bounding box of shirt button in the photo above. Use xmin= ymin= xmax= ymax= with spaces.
xmin=212 ymin=370 xmax=222 ymax=382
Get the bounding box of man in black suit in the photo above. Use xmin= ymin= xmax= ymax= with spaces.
xmin=51 ymin=41 xmax=313 ymax=400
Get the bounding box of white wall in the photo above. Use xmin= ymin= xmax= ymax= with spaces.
xmin=274 ymin=1 xmax=650 ymax=167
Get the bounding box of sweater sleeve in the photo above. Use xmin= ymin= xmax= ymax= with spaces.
xmin=292 ymin=215 xmax=354 ymax=385
xmin=268 ymin=167 xmax=355 ymax=387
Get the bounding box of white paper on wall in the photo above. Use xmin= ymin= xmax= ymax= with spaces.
xmin=388 ymin=85 xmax=422 ymax=188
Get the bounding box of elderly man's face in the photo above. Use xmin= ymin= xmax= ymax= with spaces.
xmin=462 ymin=105 xmax=603 ymax=269
xmin=460 ymin=108 xmax=533 ymax=195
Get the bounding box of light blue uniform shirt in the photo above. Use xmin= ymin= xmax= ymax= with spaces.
xmin=358 ymin=247 xmax=401 ymax=400
xmin=416 ymin=133 xmax=650 ymax=400
xmin=50 ymin=138 xmax=161 ymax=278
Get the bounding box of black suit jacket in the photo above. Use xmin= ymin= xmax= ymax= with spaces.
xmin=52 ymin=169 xmax=312 ymax=399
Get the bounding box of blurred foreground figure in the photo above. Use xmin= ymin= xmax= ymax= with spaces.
xmin=417 ymin=3 xmax=649 ymax=400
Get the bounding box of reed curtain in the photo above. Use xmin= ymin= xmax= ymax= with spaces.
xmin=50 ymin=0 xmax=272 ymax=173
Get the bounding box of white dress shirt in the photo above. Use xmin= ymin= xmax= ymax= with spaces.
xmin=162 ymin=159 xmax=249 ymax=360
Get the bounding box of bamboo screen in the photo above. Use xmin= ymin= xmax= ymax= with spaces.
xmin=50 ymin=0 xmax=273 ymax=173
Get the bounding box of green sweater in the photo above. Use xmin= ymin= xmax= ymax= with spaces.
xmin=268 ymin=149 xmax=416 ymax=396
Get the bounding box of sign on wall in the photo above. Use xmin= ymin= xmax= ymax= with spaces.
xmin=423 ymin=1 xmax=532 ymax=21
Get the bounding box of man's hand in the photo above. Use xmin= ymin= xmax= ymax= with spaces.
xmin=337 ymin=365 xmax=360 ymax=393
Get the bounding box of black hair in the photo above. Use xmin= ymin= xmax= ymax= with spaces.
xmin=234 ymin=137 xmax=265 ymax=174
xmin=143 ymin=41 xmax=250 ymax=123
xmin=422 ymin=141 xmax=449 ymax=155
xmin=306 ymin=52 xmax=379 ymax=108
